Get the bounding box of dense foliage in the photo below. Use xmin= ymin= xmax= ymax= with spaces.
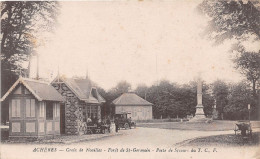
xmin=98 ymin=79 xmax=257 ymax=120
xmin=1 ymin=1 xmax=60 ymax=124
xmin=198 ymin=0 xmax=260 ymax=43
xmin=1 ymin=1 xmax=60 ymax=94
xmin=198 ymin=0 xmax=260 ymax=119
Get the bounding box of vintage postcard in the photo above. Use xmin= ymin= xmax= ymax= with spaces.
xmin=1 ymin=0 xmax=260 ymax=159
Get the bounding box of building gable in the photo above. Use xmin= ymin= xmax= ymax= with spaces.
xmin=12 ymin=84 xmax=32 ymax=96
xmin=51 ymin=76 xmax=105 ymax=103
xmin=13 ymin=85 xmax=22 ymax=95
xmin=1 ymin=77 xmax=64 ymax=102
xmin=1 ymin=77 xmax=42 ymax=101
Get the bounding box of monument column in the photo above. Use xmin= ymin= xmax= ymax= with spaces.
xmin=194 ymin=77 xmax=205 ymax=118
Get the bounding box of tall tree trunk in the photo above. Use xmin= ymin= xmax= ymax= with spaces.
xmin=1 ymin=6 xmax=13 ymax=51
xmin=252 ymin=79 xmax=256 ymax=98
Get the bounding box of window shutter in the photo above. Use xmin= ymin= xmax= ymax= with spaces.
xmin=57 ymin=104 xmax=60 ymax=117
xmin=53 ymin=103 xmax=56 ymax=117
xmin=42 ymin=103 xmax=44 ymax=117
xmin=16 ymin=100 xmax=20 ymax=117
xmin=43 ymin=102 xmax=46 ymax=117
xmin=55 ymin=104 xmax=58 ymax=117
xmin=39 ymin=103 xmax=42 ymax=117
xmin=53 ymin=103 xmax=56 ymax=118
xmin=40 ymin=102 xmax=44 ymax=117
xmin=12 ymin=100 xmax=16 ymax=117
xmin=31 ymin=99 xmax=35 ymax=117
xmin=26 ymin=99 xmax=31 ymax=117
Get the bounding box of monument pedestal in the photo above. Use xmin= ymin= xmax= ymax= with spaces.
xmin=194 ymin=104 xmax=205 ymax=118
xmin=189 ymin=104 xmax=207 ymax=122
xmin=189 ymin=76 xmax=210 ymax=123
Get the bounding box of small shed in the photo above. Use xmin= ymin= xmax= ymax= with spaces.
xmin=112 ymin=92 xmax=153 ymax=120
xmin=1 ymin=77 xmax=65 ymax=140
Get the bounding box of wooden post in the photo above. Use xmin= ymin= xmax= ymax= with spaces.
xmin=248 ymin=104 xmax=251 ymax=123
xmin=0 ymin=50 xmax=1 ymax=125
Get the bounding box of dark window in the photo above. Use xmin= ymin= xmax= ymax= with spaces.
xmin=46 ymin=102 xmax=53 ymax=120
xmin=86 ymin=106 xmax=98 ymax=120
xmin=91 ymin=88 xmax=98 ymax=99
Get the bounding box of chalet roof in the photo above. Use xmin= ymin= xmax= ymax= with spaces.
xmin=53 ymin=76 xmax=105 ymax=104
xmin=1 ymin=77 xmax=65 ymax=102
xmin=112 ymin=92 xmax=153 ymax=106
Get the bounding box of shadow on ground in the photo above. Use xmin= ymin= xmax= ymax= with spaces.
xmin=137 ymin=120 xmax=260 ymax=131
xmin=177 ymin=132 xmax=260 ymax=147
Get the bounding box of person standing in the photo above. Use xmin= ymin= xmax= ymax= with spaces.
xmin=114 ymin=117 xmax=119 ymax=132
xmin=106 ymin=116 xmax=111 ymax=126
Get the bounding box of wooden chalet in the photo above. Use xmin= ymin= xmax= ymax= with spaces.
xmin=0 ymin=77 xmax=65 ymax=140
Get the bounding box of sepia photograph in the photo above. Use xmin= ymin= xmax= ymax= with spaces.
xmin=0 ymin=0 xmax=260 ymax=159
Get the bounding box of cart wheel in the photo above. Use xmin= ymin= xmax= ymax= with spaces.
xmin=124 ymin=123 xmax=130 ymax=129
xmin=133 ymin=124 xmax=136 ymax=129
xmin=87 ymin=129 xmax=92 ymax=134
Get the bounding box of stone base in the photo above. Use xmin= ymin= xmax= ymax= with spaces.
xmin=195 ymin=104 xmax=205 ymax=115
xmin=190 ymin=104 xmax=208 ymax=122
xmin=8 ymin=134 xmax=61 ymax=142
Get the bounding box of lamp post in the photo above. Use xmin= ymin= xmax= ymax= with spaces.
xmin=248 ymin=104 xmax=251 ymax=123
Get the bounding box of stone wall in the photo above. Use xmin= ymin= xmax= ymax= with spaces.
xmin=52 ymin=83 xmax=84 ymax=135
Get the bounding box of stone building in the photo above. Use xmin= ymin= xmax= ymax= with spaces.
xmin=51 ymin=76 xmax=105 ymax=135
xmin=0 ymin=77 xmax=65 ymax=140
xmin=112 ymin=92 xmax=153 ymax=120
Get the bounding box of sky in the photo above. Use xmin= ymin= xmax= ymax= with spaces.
xmin=30 ymin=0 xmax=255 ymax=90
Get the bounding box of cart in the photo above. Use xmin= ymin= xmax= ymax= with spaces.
xmin=85 ymin=123 xmax=110 ymax=134
xmin=115 ymin=112 xmax=136 ymax=129
xmin=234 ymin=121 xmax=252 ymax=137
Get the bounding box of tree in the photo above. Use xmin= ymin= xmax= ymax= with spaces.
xmin=99 ymin=80 xmax=131 ymax=117
xmin=179 ymin=83 xmax=197 ymax=117
xmin=198 ymin=0 xmax=260 ymax=44
xmin=232 ymin=45 xmax=260 ymax=97
xmin=202 ymin=83 xmax=215 ymax=117
xmin=143 ymin=80 xmax=177 ymax=119
xmin=1 ymin=1 xmax=60 ymax=94
xmin=212 ymin=80 xmax=229 ymax=119
xmin=144 ymin=80 xmax=214 ymax=119
xmin=111 ymin=80 xmax=131 ymax=95
xmin=198 ymin=0 xmax=260 ymax=119
xmin=135 ymin=83 xmax=148 ymax=99
xmin=198 ymin=0 xmax=260 ymax=93
xmin=224 ymin=82 xmax=252 ymax=120
xmin=1 ymin=2 xmax=60 ymax=124
xmin=96 ymin=86 xmax=110 ymax=118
